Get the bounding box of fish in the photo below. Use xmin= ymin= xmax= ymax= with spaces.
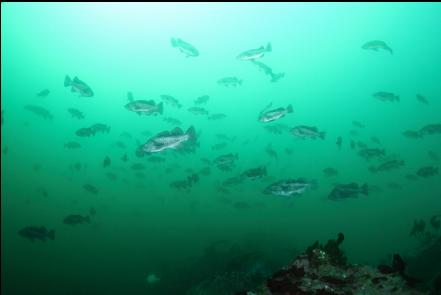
xmin=350 ymin=140 xmax=357 ymax=149
xmin=139 ymin=126 xmax=197 ymax=154
xmin=251 ymin=60 xmax=285 ymax=82
xmin=265 ymin=144 xmax=278 ymax=159
xmin=369 ymin=159 xmax=405 ymax=173
xmin=258 ymin=104 xmax=293 ymax=123
xmin=37 ymin=89 xmax=50 ymax=97
xmin=233 ymin=201 xmax=251 ymax=209
xmin=217 ymin=77 xmax=243 ymax=87
xmin=106 ymin=172 xmax=117 ymax=181
xmin=237 ymin=42 xmax=272 ymax=61
xmin=147 ymin=156 xmax=165 ymax=163
xmin=420 ymin=124 xmax=441 ymax=136
xmin=64 ymin=141 xmax=82 ymax=149
xmin=208 ymin=113 xmax=227 ymax=120
xmin=90 ymin=123 xmax=110 ymax=134
xmin=18 ymin=226 xmax=55 ymax=242
xmin=264 ymin=178 xmax=316 ymax=197
xmin=362 ymin=40 xmax=393 ymax=54
xmin=387 ymin=182 xmax=402 ymax=190
xmin=63 ymin=214 xmax=91 ymax=226
xmin=430 ymin=215 xmax=440 ymax=230
xmin=163 ymin=117 xmax=182 ymax=125
xmin=352 ymin=121 xmax=365 ymax=128
xmin=264 ymin=124 xmax=290 ymax=135
xmin=83 ymin=184 xmax=99 ymax=194
xmin=171 ymin=38 xmax=199 ymax=57
xmin=131 ymin=163 xmax=146 ymax=170
xmin=410 ymin=219 xmax=425 ymax=237
xmin=336 ymin=136 xmax=342 ymax=150
xmin=222 ymin=176 xmax=244 ymax=186
xmin=194 ymin=95 xmax=209 ymax=105
xmin=323 ymin=167 xmax=338 ymax=177
xmin=114 ymin=141 xmax=126 ymax=149
xmin=170 ymin=179 xmax=191 ymax=191
xmin=214 ymin=153 xmax=238 ymax=168
xmin=188 ymin=106 xmax=209 ymax=115
xmin=24 ymin=105 xmax=53 ymax=119
xmin=358 ymin=148 xmax=386 ymax=160
xmin=373 ymin=91 xmax=399 ymax=102
xmin=145 ymin=274 xmax=160 ymax=284
xmin=125 ymin=100 xmax=163 ymax=116
xmin=121 ymin=154 xmax=128 ymax=162
xmin=75 ymin=127 xmax=95 ymax=137
xmin=402 ymin=130 xmax=422 ymax=139
xmin=370 ymin=136 xmax=381 ymax=144
xmin=328 ymin=183 xmax=368 ymax=200
xmin=211 ymin=142 xmax=228 ymax=151
xmin=67 ymin=108 xmax=85 ymax=119
xmin=161 ymin=94 xmax=182 ymax=109
xmin=290 ymin=125 xmax=326 ymax=140
xmin=199 ymin=166 xmax=211 ymax=176
xmin=241 ymin=166 xmax=267 ymax=180
xmin=64 ymin=75 xmax=94 ymax=97
xmin=103 ymin=156 xmax=111 ymax=168
xmin=187 ymin=173 xmax=199 ymax=185
xmin=416 ymin=94 xmax=429 ymax=105
xmin=416 ymin=166 xmax=439 ymax=178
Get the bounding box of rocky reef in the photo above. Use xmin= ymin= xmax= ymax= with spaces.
xmin=237 ymin=233 xmax=431 ymax=295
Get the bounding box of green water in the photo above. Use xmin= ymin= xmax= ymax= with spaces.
xmin=1 ymin=3 xmax=441 ymax=295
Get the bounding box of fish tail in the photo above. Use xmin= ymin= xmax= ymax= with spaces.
xmin=64 ymin=75 xmax=71 ymax=87
xmin=286 ymin=104 xmax=293 ymax=113
xmin=186 ymin=126 xmax=196 ymax=142
xmin=265 ymin=42 xmax=272 ymax=52
xmin=387 ymin=47 xmax=393 ymax=55
xmin=395 ymin=95 xmax=400 ymax=102
xmin=361 ymin=184 xmax=369 ymax=195
xmin=263 ymin=166 xmax=267 ymax=176
xmin=48 ymin=230 xmax=55 ymax=240
xmin=320 ymin=132 xmax=326 ymax=140
xmin=157 ymin=102 xmax=164 ymax=115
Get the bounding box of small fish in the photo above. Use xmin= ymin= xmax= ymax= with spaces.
xmin=217 ymin=77 xmax=243 ymax=87
xmin=373 ymin=91 xmax=399 ymax=102
xmin=416 ymin=166 xmax=439 ymax=178
xmin=369 ymin=159 xmax=405 ymax=173
xmin=237 ymin=42 xmax=272 ymax=61
xmin=63 ymin=214 xmax=90 ymax=226
xmin=370 ymin=136 xmax=381 ymax=144
xmin=103 ymin=156 xmax=111 ymax=168
xmin=241 ymin=166 xmax=267 ymax=180
xmin=259 ymin=104 xmax=293 ymax=123
xmin=121 ymin=154 xmax=128 ymax=162
xmin=64 ymin=141 xmax=81 ymax=149
xmin=187 ymin=173 xmax=199 ymax=185
xmin=90 ymin=123 xmax=110 ymax=134
xmin=194 ymin=95 xmax=209 ymax=105
xmin=37 ymin=89 xmax=50 ymax=97
xmin=233 ymin=201 xmax=251 ymax=210
xmin=83 ymin=184 xmax=99 ymax=194
xmin=328 ymin=183 xmax=368 ymax=200
xmin=131 ymin=163 xmax=146 ymax=170
xmin=350 ymin=140 xmax=357 ymax=149
xmin=336 ymin=136 xmax=343 ymax=150
xmin=358 ymin=148 xmax=385 ymax=160
xmin=362 ymin=40 xmax=393 ymax=55
xmin=251 ymin=60 xmax=285 ymax=82
xmin=76 ymin=127 xmax=95 ymax=137
xmin=114 ymin=141 xmax=126 ymax=149
xmin=214 ymin=153 xmax=238 ymax=171
xmin=265 ymin=144 xmax=278 ymax=159
xmin=264 ymin=124 xmax=290 ymax=135
xmin=147 ymin=156 xmax=165 ymax=163
xmin=170 ymin=180 xmax=191 ymax=191
xmin=199 ymin=166 xmax=211 ymax=176
xmin=264 ymin=178 xmax=316 ymax=197
xmin=420 ymin=124 xmax=441 ymax=136
xmin=188 ymin=106 xmax=209 ymax=115
xmin=125 ymin=100 xmax=163 ymax=116
xmin=410 ymin=219 xmax=425 ymax=237
xmin=352 ymin=121 xmax=365 ymax=128
xmin=161 ymin=94 xmax=182 ymax=109
xmin=171 ymin=38 xmax=199 ymax=57
xmin=211 ymin=142 xmax=228 ymax=151
xmin=430 ymin=215 xmax=440 ymax=230
xmin=106 ymin=172 xmax=117 ymax=181
xmin=163 ymin=117 xmax=182 ymax=125
xmin=139 ymin=126 xmax=197 ymax=155
xmin=402 ymin=130 xmax=422 ymax=139
xmin=18 ymin=226 xmax=55 ymax=242
xmin=64 ymin=75 xmax=94 ymax=97
xmin=290 ymin=125 xmax=326 ymax=140
xmin=222 ymin=176 xmax=244 ymax=186
xmin=208 ymin=113 xmax=227 ymax=120
xmin=416 ymin=94 xmax=429 ymax=105
xmin=323 ymin=167 xmax=338 ymax=177
xmin=67 ymin=108 xmax=85 ymax=119
xmin=24 ymin=105 xmax=53 ymax=120
xmin=387 ymin=182 xmax=402 ymax=190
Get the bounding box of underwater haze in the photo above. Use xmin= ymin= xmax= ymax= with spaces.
xmin=1 ymin=2 xmax=441 ymax=295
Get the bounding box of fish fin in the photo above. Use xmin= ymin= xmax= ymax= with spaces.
xmin=171 ymin=127 xmax=184 ymax=135
xmin=286 ymin=104 xmax=293 ymax=113
xmin=265 ymin=42 xmax=272 ymax=52
xmin=387 ymin=47 xmax=393 ymax=55
xmin=157 ymin=102 xmax=164 ymax=115
xmin=127 ymin=92 xmax=134 ymax=102
xmin=64 ymin=75 xmax=71 ymax=87
xmin=156 ymin=131 xmax=170 ymax=137
xmin=320 ymin=132 xmax=326 ymax=140
xmin=48 ymin=230 xmax=55 ymax=240
xmin=73 ymin=76 xmax=81 ymax=83
xmin=361 ymin=184 xmax=369 ymax=195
